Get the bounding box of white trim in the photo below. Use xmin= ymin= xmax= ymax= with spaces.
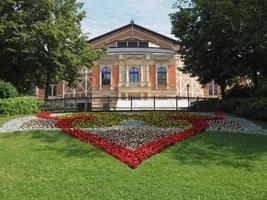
xmin=62 ymin=81 xmax=65 ymax=98
xmin=100 ymin=65 xmax=112 ymax=89
xmin=128 ymin=65 xmax=140 ymax=85
xmin=85 ymin=68 xmax=88 ymax=96
xmin=156 ymin=64 xmax=168 ymax=88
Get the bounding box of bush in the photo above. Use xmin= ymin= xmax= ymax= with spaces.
xmin=191 ymin=99 xmax=221 ymax=112
xmin=191 ymin=98 xmax=267 ymax=121
xmin=0 ymin=80 xmax=18 ymax=99
xmin=225 ymin=85 xmax=254 ymax=99
xmin=235 ymin=98 xmax=267 ymax=121
xmin=0 ymin=97 xmax=42 ymax=116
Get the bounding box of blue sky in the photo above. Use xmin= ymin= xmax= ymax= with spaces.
xmin=78 ymin=0 xmax=178 ymax=39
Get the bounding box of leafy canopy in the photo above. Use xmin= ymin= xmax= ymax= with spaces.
xmin=170 ymin=0 xmax=267 ymax=96
xmin=0 ymin=0 xmax=104 ymax=97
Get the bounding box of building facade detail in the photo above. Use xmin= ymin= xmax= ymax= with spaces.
xmin=36 ymin=21 xmax=219 ymax=99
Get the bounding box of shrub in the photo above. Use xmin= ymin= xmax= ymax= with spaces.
xmin=0 ymin=80 xmax=18 ymax=99
xmin=0 ymin=97 xmax=42 ymax=116
xmin=225 ymin=85 xmax=254 ymax=99
xmin=235 ymin=98 xmax=267 ymax=121
xmin=191 ymin=99 xmax=221 ymax=112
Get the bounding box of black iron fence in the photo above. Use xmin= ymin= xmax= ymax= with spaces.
xmin=43 ymin=96 xmax=219 ymax=112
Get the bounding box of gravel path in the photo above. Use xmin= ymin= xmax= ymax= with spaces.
xmin=0 ymin=115 xmax=266 ymax=136
xmin=0 ymin=116 xmax=60 ymax=133
xmin=207 ymin=116 xmax=267 ymax=135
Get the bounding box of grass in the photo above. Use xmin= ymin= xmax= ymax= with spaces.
xmin=0 ymin=130 xmax=267 ymax=199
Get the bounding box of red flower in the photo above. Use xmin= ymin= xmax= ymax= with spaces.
xmin=36 ymin=112 xmax=225 ymax=168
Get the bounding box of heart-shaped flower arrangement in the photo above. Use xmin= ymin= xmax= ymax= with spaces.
xmin=36 ymin=112 xmax=225 ymax=168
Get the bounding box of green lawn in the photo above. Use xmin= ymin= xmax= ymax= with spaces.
xmin=0 ymin=131 xmax=266 ymax=199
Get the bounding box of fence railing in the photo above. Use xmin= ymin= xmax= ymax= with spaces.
xmin=43 ymin=96 xmax=219 ymax=112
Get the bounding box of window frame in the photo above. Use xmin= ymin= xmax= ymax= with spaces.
xmin=48 ymin=85 xmax=58 ymax=96
xmin=129 ymin=67 xmax=139 ymax=83
xmin=209 ymin=80 xmax=218 ymax=95
xmin=101 ymin=67 xmax=111 ymax=86
xmin=157 ymin=67 xmax=167 ymax=86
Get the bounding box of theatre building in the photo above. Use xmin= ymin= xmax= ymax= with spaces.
xmin=36 ymin=21 xmax=219 ymax=100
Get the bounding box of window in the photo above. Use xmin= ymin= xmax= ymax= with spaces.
xmin=129 ymin=67 xmax=139 ymax=83
xmin=102 ymin=67 xmax=111 ymax=85
xmin=49 ymin=85 xmax=57 ymax=96
xmin=116 ymin=39 xmax=149 ymax=48
xmin=128 ymin=41 xmax=138 ymax=47
xmin=209 ymin=80 xmax=218 ymax=95
xmin=117 ymin=41 xmax=127 ymax=47
xmin=157 ymin=67 xmax=167 ymax=85
xmin=139 ymin=41 xmax=148 ymax=48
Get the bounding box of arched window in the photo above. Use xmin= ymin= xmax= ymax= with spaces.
xmin=209 ymin=80 xmax=218 ymax=95
xmin=129 ymin=67 xmax=139 ymax=83
xmin=102 ymin=67 xmax=111 ymax=85
xmin=157 ymin=67 xmax=167 ymax=85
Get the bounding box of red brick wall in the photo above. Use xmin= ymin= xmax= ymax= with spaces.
xmin=112 ymin=64 xmax=119 ymax=89
xmin=203 ymin=84 xmax=209 ymax=96
xmin=149 ymin=64 xmax=156 ymax=89
xmin=168 ymin=64 xmax=176 ymax=88
xmin=92 ymin=64 xmax=100 ymax=89
xmin=57 ymin=82 xmax=63 ymax=96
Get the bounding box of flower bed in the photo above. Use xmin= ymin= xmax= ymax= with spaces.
xmin=36 ymin=112 xmax=225 ymax=168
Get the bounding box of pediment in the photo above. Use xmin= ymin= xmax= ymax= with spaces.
xmin=89 ymin=23 xmax=178 ymax=50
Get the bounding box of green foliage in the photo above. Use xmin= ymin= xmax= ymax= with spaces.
xmin=71 ymin=112 xmax=192 ymax=129
xmin=0 ymin=97 xmax=42 ymax=116
xmin=191 ymin=98 xmax=267 ymax=120
xmin=0 ymin=131 xmax=266 ymax=199
xmin=235 ymin=99 xmax=267 ymax=121
xmin=0 ymin=0 xmax=104 ymax=95
xmin=225 ymin=85 xmax=254 ymax=99
xmin=170 ymin=0 xmax=267 ymax=96
xmin=0 ymin=80 xmax=18 ymax=99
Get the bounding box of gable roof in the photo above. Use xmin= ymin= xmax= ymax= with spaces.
xmin=88 ymin=22 xmax=178 ymax=44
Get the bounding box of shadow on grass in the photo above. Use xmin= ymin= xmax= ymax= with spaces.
xmin=1 ymin=131 xmax=106 ymax=159
xmin=168 ymin=131 xmax=267 ymax=170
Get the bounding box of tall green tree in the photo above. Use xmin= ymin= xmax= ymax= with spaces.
xmin=0 ymin=0 xmax=103 ymax=98
xmin=170 ymin=0 xmax=267 ymax=97
xmin=238 ymin=0 xmax=267 ymax=89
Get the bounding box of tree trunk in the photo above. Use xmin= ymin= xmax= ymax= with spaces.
xmin=253 ymin=68 xmax=258 ymax=89
xmin=44 ymin=72 xmax=51 ymax=100
xmin=220 ymin=83 xmax=226 ymax=99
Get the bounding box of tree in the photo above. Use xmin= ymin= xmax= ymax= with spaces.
xmin=0 ymin=0 xmax=103 ymax=98
xmin=170 ymin=0 xmax=267 ymax=97
xmin=238 ymin=0 xmax=267 ymax=89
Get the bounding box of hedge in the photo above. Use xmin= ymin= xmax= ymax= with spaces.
xmin=191 ymin=98 xmax=267 ymax=121
xmin=235 ymin=98 xmax=267 ymax=121
xmin=0 ymin=97 xmax=43 ymax=116
xmin=0 ymin=80 xmax=18 ymax=99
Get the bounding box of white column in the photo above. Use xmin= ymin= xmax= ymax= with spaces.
xmin=99 ymin=66 xmax=102 ymax=90
xmin=119 ymin=64 xmax=123 ymax=86
xmin=110 ymin=66 xmax=114 ymax=90
xmin=155 ymin=64 xmax=158 ymax=89
xmin=146 ymin=65 xmax=150 ymax=86
xmin=166 ymin=65 xmax=169 ymax=89
xmin=141 ymin=65 xmax=144 ymax=86
xmin=179 ymin=71 xmax=182 ymax=96
xmin=125 ymin=65 xmax=129 ymax=86
xmin=85 ymin=67 xmax=88 ymax=96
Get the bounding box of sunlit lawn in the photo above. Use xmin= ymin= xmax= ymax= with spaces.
xmin=0 ymin=130 xmax=267 ymax=199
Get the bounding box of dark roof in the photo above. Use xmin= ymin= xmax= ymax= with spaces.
xmin=88 ymin=22 xmax=178 ymax=44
